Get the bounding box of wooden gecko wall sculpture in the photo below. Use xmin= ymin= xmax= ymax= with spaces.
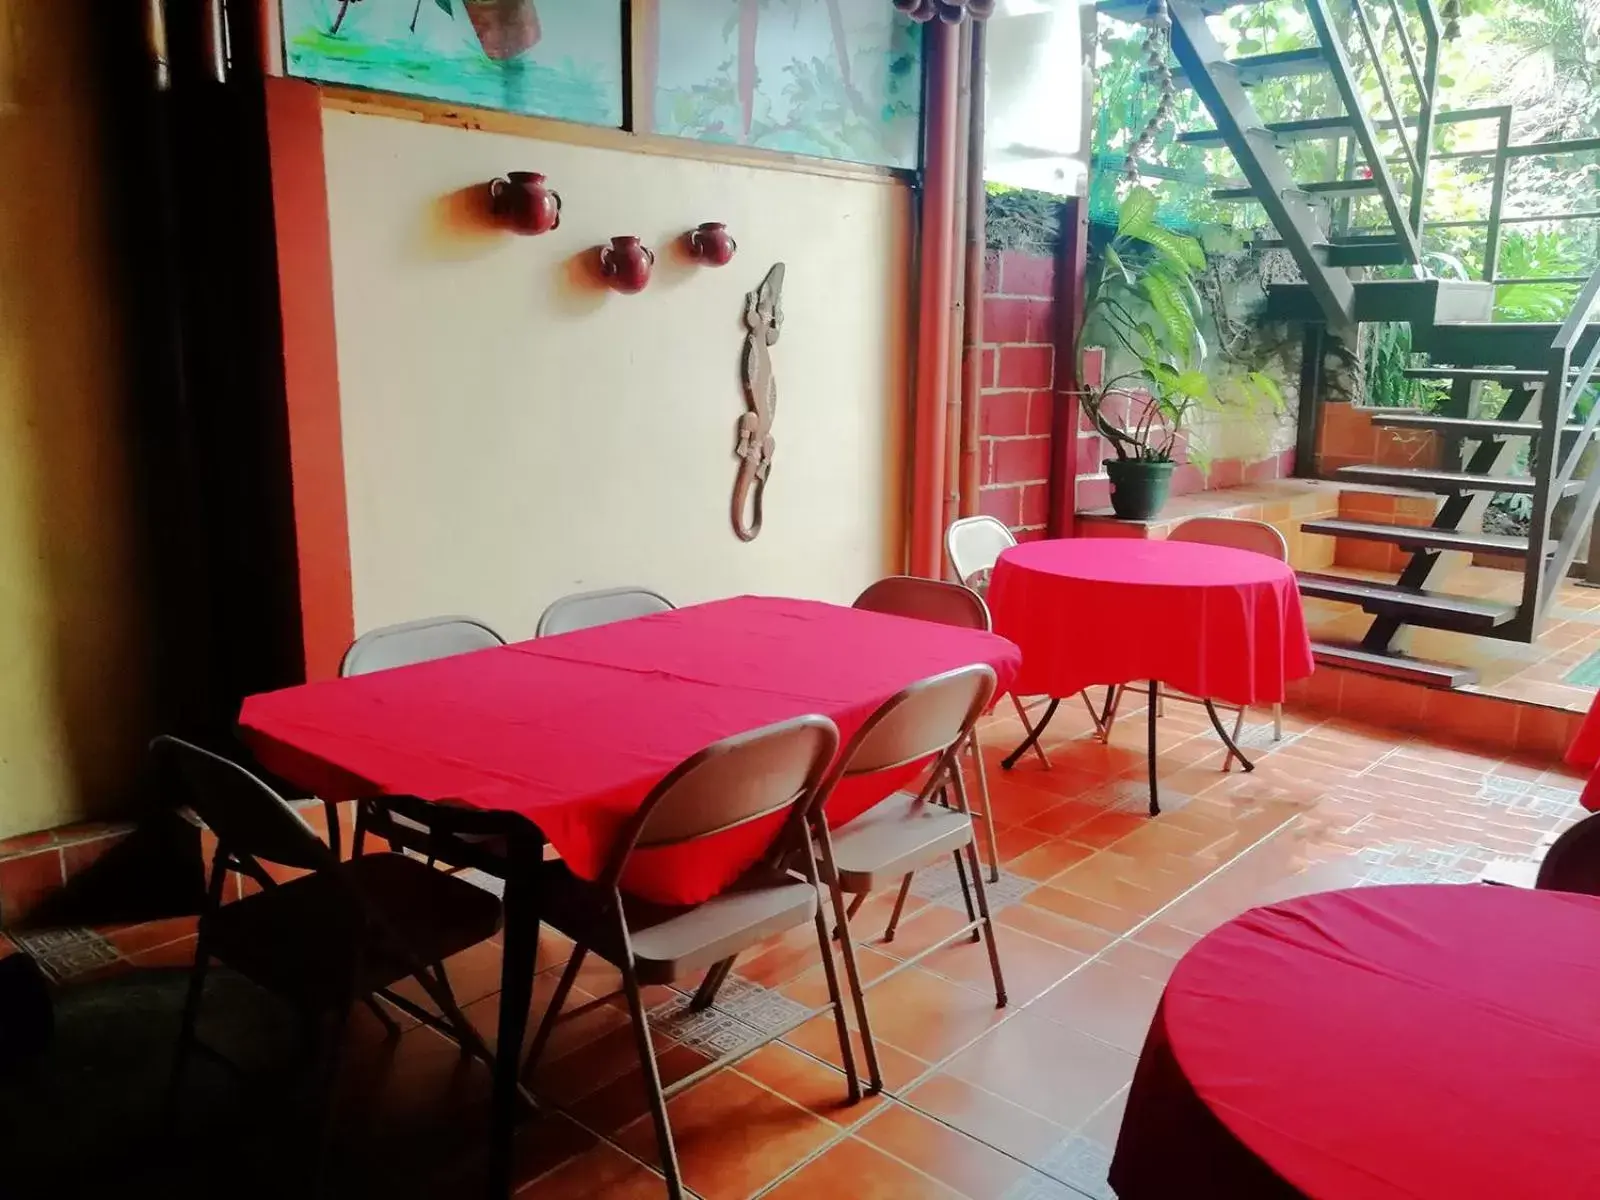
xmin=733 ymin=262 xmax=785 ymax=542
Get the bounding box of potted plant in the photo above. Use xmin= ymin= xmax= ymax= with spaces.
xmin=1078 ymin=186 xmax=1283 ymax=520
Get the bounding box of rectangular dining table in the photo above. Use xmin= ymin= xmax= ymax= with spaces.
xmin=237 ymin=594 xmax=1021 ymax=1196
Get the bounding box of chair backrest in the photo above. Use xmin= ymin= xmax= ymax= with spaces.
xmin=606 ymin=715 xmax=840 ymax=882
xmin=152 ymin=736 xmax=333 ymax=872
xmin=946 ymin=516 xmax=1017 ymax=590
xmin=1536 ymin=813 xmax=1600 ymax=896
xmin=852 ymin=576 xmax=990 ymax=633
xmin=829 ymin=664 xmax=997 ymax=786
xmin=341 ymin=615 xmax=506 ymax=677
xmin=536 ymin=587 xmax=676 ymax=638
xmin=1166 ymin=516 xmax=1289 ymax=561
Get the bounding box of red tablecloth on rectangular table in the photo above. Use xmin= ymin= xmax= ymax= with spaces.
xmin=239 ymin=596 xmax=1020 ymax=906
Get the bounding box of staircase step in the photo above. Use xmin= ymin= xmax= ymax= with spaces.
xmin=1296 ymin=572 xmax=1518 ymax=632
xmin=1335 ymin=465 xmax=1582 ymax=496
xmin=1300 ymin=518 xmax=1534 ymax=557
xmin=1180 ymin=116 xmax=1356 ymax=148
xmin=1214 ymin=177 xmax=1379 ymax=202
xmin=1251 ymin=232 xmax=1410 ymax=266
xmin=1366 ymin=414 xmax=1577 ymax=438
xmin=1401 ymin=367 xmax=1555 ymax=384
xmin=1175 ymin=47 xmax=1328 ymax=87
xmin=1413 ymin=321 xmax=1600 ymax=363
xmin=1266 ymin=279 xmax=1496 ymax=324
xmin=1310 ymin=642 xmax=1478 ymax=688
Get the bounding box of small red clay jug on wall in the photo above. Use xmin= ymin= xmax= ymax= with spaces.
xmin=688 ymin=222 xmax=737 ymax=266
xmin=599 ymin=236 xmax=655 ymax=293
xmin=488 ymin=171 xmax=561 ymax=235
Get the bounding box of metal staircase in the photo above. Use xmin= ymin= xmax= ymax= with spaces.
xmin=1095 ymin=0 xmax=1600 ymax=686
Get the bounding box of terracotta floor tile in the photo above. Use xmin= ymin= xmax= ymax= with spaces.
xmin=1028 ymin=960 xmax=1166 ymax=1055
xmin=733 ymin=1041 xmax=883 ymax=1125
xmin=907 ymin=920 xmax=1087 ymax=1005
xmin=851 ymin=964 xmax=1008 ymax=1064
xmin=614 ymin=1067 xmax=837 ymax=1200
xmin=903 ymin=1071 xmax=1069 ymax=1167
xmin=856 ymin=1102 xmax=1033 ymax=1197
xmin=514 ymin=1140 xmax=665 ymax=1199
xmin=1069 ymin=811 xmax=1151 ymax=849
xmin=998 ymin=898 xmax=1121 ymax=953
xmin=1005 ymin=836 xmax=1098 ymax=882
xmin=1022 ymin=884 xmax=1147 ymax=936
xmin=1020 ymin=799 xmax=1108 ymax=839
xmin=101 ymin=916 xmax=198 ymax=958
xmin=762 ymin=1134 xmax=961 ymax=1199
xmin=782 ymin=1013 xmax=930 ymax=1094
xmin=1095 ymin=937 xmax=1180 ymax=985
xmin=991 ymin=824 xmax=1054 ymax=863
xmin=942 ymin=1011 xmax=1135 ymax=1127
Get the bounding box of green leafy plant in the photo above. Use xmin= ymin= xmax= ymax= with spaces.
xmin=1079 ymin=187 xmax=1286 ymax=467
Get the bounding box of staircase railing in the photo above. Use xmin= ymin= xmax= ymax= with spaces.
xmin=1529 ymin=265 xmax=1600 ymax=626
xmin=1304 ymin=0 xmax=1439 ymax=263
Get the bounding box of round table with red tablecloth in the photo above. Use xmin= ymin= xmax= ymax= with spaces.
xmin=1111 ymin=884 xmax=1600 ymax=1199
xmin=985 ymin=538 xmax=1314 ymax=812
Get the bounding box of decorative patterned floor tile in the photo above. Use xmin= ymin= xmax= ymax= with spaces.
xmin=908 ymin=860 xmax=1037 ymax=913
xmin=1005 ymin=1134 xmax=1113 ymax=1199
xmin=1354 ymin=842 xmax=1498 ymax=885
xmin=1476 ymin=776 xmax=1581 ymax=818
xmin=1091 ymin=778 xmax=1194 ymax=816
xmin=648 ymin=977 xmax=810 ymax=1056
xmin=12 ymin=927 xmax=120 ymax=982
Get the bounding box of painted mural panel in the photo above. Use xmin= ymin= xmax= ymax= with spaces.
xmin=651 ymin=0 xmax=922 ymax=168
xmin=282 ymin=0 xmax=624 ymax=127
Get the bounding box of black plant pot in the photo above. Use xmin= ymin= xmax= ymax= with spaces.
xmin=1105 ymin=458 xmax=1176 ymax=521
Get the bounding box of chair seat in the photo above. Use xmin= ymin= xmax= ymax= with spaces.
xmin=539 ymin=861 xmax=818 ymax=986
xmin=830 ymin=792 xmax=974 ymax=892
xmin=205 ymin=852 xmax=502 ymax=1009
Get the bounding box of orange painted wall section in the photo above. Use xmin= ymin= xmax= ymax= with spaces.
xmin=265 ymin=78 xmax=354 ymax=682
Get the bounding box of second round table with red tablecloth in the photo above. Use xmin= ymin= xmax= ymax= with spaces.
xmin=985 ymin=538 xmax=1315 ymax=812
xmin=1111 ymin=884 xmax=1600 ymax=1199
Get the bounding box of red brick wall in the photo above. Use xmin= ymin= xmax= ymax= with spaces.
xmin=975 ymin=249 xmax=1295 ymax=533
xmin=976 ymin=251 xmax=1057 ymax=540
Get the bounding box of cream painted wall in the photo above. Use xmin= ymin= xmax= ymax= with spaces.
xmin=0 ymin=1 xmax=153 ymax=837
xmin=321 ymin=110 xmax=910 ymax=638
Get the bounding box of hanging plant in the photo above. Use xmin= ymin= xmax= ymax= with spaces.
xmin=1123 ymin=0 xmax=1177 ymax=183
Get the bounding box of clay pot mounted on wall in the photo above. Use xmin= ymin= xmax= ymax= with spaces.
xmin=687 ymin=222 xmax=737 ymax=267
xmin=488 ymin=171 xmax=561 ymax=235
xmin=599 ymin=236 xmax=655 ymax=293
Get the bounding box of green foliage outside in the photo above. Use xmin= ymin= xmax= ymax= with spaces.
xmin=1078 ymin=188 xmax=1287 ymax=470
xmin=1090 ymin=0 xmax=1600 ymax=404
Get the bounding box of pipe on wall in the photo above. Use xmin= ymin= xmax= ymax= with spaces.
xmin=908 ymin=20 xmax=962 ymax=579
xmin=942 ymin=20 xmax=973 ymax=546
xmin=958 ymin=19 xmax=988 ymax=518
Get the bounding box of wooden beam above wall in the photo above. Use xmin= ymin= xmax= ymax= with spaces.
xmin=318 ymin=87 xmax=911 ymax=187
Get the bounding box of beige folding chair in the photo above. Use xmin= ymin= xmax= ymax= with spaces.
xmin=154 ymin=737 xmax=507 ymax=1184
xmin=851 ymin=576 xmax=1002 ymax=884
xmin=518 ymin=715 xmax=856 ymax=1199
xmin=813 ymin=663 xmax=1008 ymax=1094
xmin=946 ymin=516 xmax=1105 ymax=758
xmin=341 ymin=616 xmax=518 ymax=878
xmin=340 ymin=614 xmax=505 ymax=677
xmin=1102 ymin=517 xmax=1288 ymax=764
xmin=536 ymin=586 xmax=675 ymax=636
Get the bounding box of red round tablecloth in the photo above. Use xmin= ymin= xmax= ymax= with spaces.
xmin=239 ymin=597 xmax=1019 ymax=906
xmin=1111 ymin=884 xmax=1600 ymax=1199
xmin=986 ymin=539 xmax=1314 ymax=706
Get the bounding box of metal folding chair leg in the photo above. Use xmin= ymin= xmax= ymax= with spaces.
xmin=1009 ymin=694 xmax=1052 ymax=768
xmin=1273 ymin=703 xmax=1283 ymax=740
xmin=1225 ymin=703 xmax=1247 ymax=772
xmin=951 ymin=849 xmax=982 ymax=944
xmin=816 ymin=824 xmax=884 ymax=1094
xmin=952 ymin=769 xmax=1008 ymax=1007
xmin=795 ymin=837 xmax=861 ymax=1102
xmin=620 ymin=961 xmax=686 ymax=1199
xmin=521 ymin=945 xmax=588 ymax=1084
xmin=882 ymin=873 xmax=914 ymax=942
xmin=967 ymin=730 xmax=1001 ymax=883
xmin=164 ymin=947 xmax=210 ymax=1125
